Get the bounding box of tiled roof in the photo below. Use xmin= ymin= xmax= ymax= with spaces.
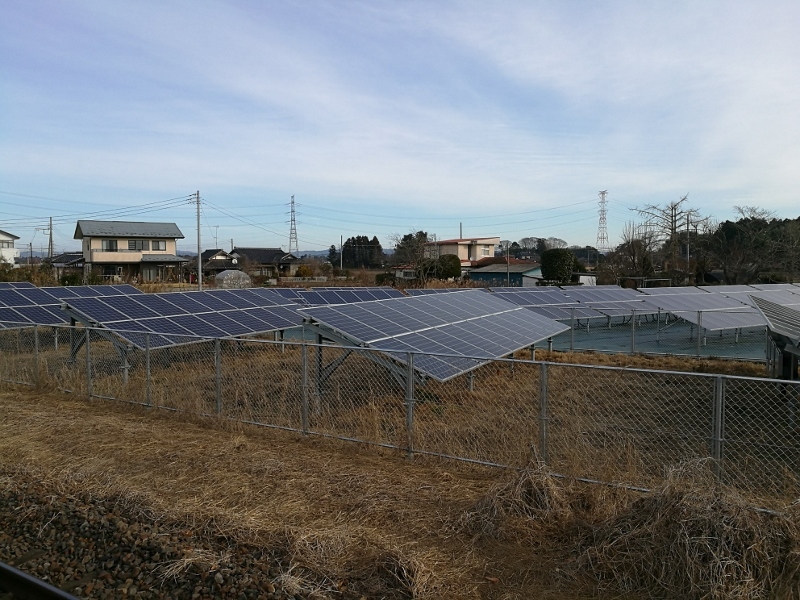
xmin=74 ymin=221 xmax=185 ymax=239
xmin=231 ymin=247 xmax=297 ymax=264
xmin=139 ymin=254 xmax=188 ymax=263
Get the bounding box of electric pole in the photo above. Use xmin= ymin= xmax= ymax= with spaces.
xmin=48 ymin=217 xmax=53 ymax=259
xmin=194 ymin=191 xmax=202 ymax=291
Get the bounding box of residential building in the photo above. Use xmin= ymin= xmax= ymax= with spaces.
xmin=425 ymin=237 xmax=501 ymax=270
xmin=0 ymin=230 xmax=20 ymax=267
xmin=201 ymin=249 xmax=238 ymax=277
xmin=469 ymin=262 xmax=542 ymax=287
xmin=230 ymin=248 xmax=298 ymax=278
xmin=74 ymin=220 xmax=188 ymax=282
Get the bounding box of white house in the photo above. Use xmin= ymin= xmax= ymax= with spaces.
xmin=0 ymin=230 xmax=20 ymax=267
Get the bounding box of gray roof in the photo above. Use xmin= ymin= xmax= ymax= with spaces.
xmin=140 ymin=254 xmax=188 ymax=263
xmin=74 ymin=220 xmax=184 ymax=239
xmin=0 ymin=229 xmax=19 ymax=240
xmin=471 ymin=263 xmax=542 ymax=274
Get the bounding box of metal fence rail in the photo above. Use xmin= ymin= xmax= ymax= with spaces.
xmin=2 ymin=324 xmax=798 ymax=508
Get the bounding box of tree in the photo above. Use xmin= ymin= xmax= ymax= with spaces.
xmin=635 ymin=195 xmax=707 ymax=275
xmin=295 ymin=264 xmax=314 ymax=278
xmin=519 ymin=237 xmax=539 ymax=253
xmin=702 ymin=206 xmax=776 ymax=284
xmin=437 ymin=254 xmax=462 ymax=279
xmin=545 ymin=237 xmax=568 ymax=250
xmin=615 ymin=222 xmax=657 ymax=278
xmin=327 ymin=245 xmax=338 ymax=266
xmin=341 ymin=235 xmax=384 ymax=269
xmin=540 ymin=248 xmax=575 ymax=283
xmin=390 ymin=231 xmax=438 ymax=285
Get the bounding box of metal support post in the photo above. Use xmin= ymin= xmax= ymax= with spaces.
xmin=405 ymin=353 xmax=415 ymax=459
xmin=33 ymin=324 xmax=40 ymax=386
xmin=214 ymin=339 xmax=222 ymax=415
xmin=570 ymin=307 xmax=575 ymax=351
xmin=85 ymin=328 xmax=92 ymax=398
xmin=315 ymin=334 xmax=323 ymax=397
xmin=697 ymin=311 xmax=702 ymax=356
xmin=54 ymin=326 xmax=58 ymax=351
xmin=145 ymin=333 xmax=152 ymax=407
xmin=301 ymin=343 xmax=309 ymax=433
xmin=121 ymin=349 xmax=129 ymax=385
xmin=711 ymin=375 xmax=726 ymax=477
xmin=547 ymin=337 xmax=553 ymax=352
xmin=656 ymin=309 xmax=661 ymax=343
xmin=630 ymin=311 xmax=636 ymax=354
xmin=539 ymin=363 xmax=549 ymax=464
xmin=467 ymin=370 xmax=474 ymax=392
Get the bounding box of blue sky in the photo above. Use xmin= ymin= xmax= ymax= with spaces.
xmin=2 ymin=1 xmax=799 ymax=256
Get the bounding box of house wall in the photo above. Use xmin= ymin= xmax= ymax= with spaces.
xmin=0 ymin=233 xmax=20 ymax=267
xmin=83 ymin=237 xmax=178 ymax=263
xmin=426 ymin=239 xmax=499 ymax=263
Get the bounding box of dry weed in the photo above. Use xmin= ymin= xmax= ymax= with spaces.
xmin=575 ymin=460 xmax=800 ymax=599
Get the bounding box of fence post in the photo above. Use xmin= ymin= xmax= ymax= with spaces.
xmin=85 ymin=328 xmax=92 ymax=399
xmin=711 ymin=375 xmax=726 ymax=477
xmin=145 ymin=333 xmax=152 ymax=407
xmin=33 ymin=324 xmax=40 ymax=386
xmin=214 ymin=339 xmax=222 ymax=415
xmin=405 ymin=353 xmax=415 ymax=459
xmin=301 ymin=343 xmax=309 ymax=434
xmin=630 ymin=310 xmax=636 ymax=354
xmin=539 ymin=362 xmax=549 ymax=464
xmin=697 ymin=311 xmax=703 ymax=357
xmin=570 ymin=307 xmax=575 ymax=351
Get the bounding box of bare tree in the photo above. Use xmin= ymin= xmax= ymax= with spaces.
xmin=545 ymin=237 xmax=568 ymax=249
xmin=704 ymin=206 xmax=776 ymax=284
xmin=635 ymin=195 xmax=707 ymax=274
xmin=617 ymin=221 xmax=657 ymax=278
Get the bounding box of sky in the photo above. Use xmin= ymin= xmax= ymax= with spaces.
xmin=2 ymin=1 xmax=799 ymax=256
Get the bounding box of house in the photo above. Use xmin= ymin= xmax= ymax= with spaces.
xmin=74 ymin=220 xmax=188 ymax=282
xmin=468 ymin=262 xmax=542 ymax=287
xmin=230 ymin=247 xmax=298 ymax=278
xmin=425 ymin=237 xmax=501 ymax=270
xmin=0 ymin=230 xmax=21 ymax=267
xmin=48 ymin=251 xmax=84 ymax=281
xmin=201 ymin=249 xmax=239 ymax=277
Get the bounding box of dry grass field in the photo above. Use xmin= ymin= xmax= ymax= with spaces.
xmin=2 ymin=348 xmax=799 ymax=599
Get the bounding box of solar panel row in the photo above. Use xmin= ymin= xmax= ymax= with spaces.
xmin=63 ymin=288 xmax=304 ymax=349
xmin=299 ymin=290 xmax=568 ymax=382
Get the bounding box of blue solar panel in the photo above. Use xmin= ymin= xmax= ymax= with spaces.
xmin=66 ymin=298 xmax=130 ymax=322
xmin=132 ymin=295 xmax=190 ymax=317
xmin=0 ymin=290 xmax=28 ymax=306
xmin=14 ymin=306 xmax=64 ymax=325
xmin=100 ymin=295 xmax=162 ymax=319
xmin=0 ymin=307 xmax=26 ymax=325
xmin=300 ymin=290 xmax=569 ymax=381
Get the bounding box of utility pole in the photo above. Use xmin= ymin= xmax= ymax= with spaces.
xmin=214 ymin=226 xmax=219 ymax=250
xmin=339 ymin=235 xmax=343 ymax=271
xmin=29 ymin=243 xmax=33 ymax=266
xmin=48 ymin=217 xmax=53 ymax=259
xmin=506 ymin=241 xmax=510 ymax=287
xmin=194 ymin=190 xmax=202 ymax=291
xmin=230 ymin=239 xmax=234 ymax=252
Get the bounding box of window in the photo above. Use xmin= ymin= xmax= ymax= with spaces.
xmin=128 ymin=240 xmax=150 ymax=251
xmin=481 ymin=246 xmax=490 ymax=256
xmin=0 ymin=241 xmax=13 ymax=249
xmin=101 ymin=240 xmax=118 ymax=252
xmin=151 ymin=240 xmax=166 ymax=251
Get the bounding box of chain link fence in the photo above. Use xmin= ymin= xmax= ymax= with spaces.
xmin=2 ymin=324 xmax=799 ymax=508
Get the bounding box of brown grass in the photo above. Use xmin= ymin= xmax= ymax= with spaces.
xmin=2 ymin=387 xmax=799 ymax=598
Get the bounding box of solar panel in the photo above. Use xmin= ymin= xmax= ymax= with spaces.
xmin=751 ymin=297 xmax=800 ymax=345
xmin=642 ymin=293 xmax=765 ymax=330
xmin=640 ymin=286 xmax=711 ymax=295
xmin=0 ymin=281 xmax=35 ymax=289
xmin=62 ymin=288 xmax=306 ymax=349
xmin=299 ymin=290 xmax=568 ymax=381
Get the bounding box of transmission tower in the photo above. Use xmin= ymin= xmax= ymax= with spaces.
xmin=596 ymin=190 xmax=609 ymax=253
xmin=288 ymin=195 xmax=299 ymax=254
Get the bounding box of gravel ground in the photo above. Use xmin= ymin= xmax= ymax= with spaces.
xmin=0 ymin=475 xmax=376 ymax=600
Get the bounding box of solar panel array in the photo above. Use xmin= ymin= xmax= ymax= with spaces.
xmin=639 ymin=289 xmax=765 ymax=330
xmin=299 ymin=289 xmax=568 ymax=381
xmin=0 ymin=284 xmax=142 ymax=329
xmin=292 ymin=287 xmax=404 ymax=305
xmin=63 ymin=288 xmax=304 ymax=349
xmin=751 ymin=296 xmax=800 ymax=345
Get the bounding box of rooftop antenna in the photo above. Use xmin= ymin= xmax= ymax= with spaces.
xmin=288 ymin=195 xmax=299 ymax=254
xmin=597 ymin=190 xmax=609 ymax=253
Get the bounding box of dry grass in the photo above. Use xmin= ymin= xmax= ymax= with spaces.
xmin=2 ymin=387 xmax=799 ymax=598
xmin=574 ymin=461 xmax=800 ymax=599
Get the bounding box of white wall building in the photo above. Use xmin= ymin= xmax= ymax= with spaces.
xmin=0 ymin=230 xmax=20 ymax=267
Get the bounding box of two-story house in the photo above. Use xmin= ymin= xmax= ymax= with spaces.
xmin=0 ymin=230 xmax=21 ymax=267
xmin=424 ymin=237 xmax=501 ymax=274
xmin=74 ymin=220 xmax=188 ymax=282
